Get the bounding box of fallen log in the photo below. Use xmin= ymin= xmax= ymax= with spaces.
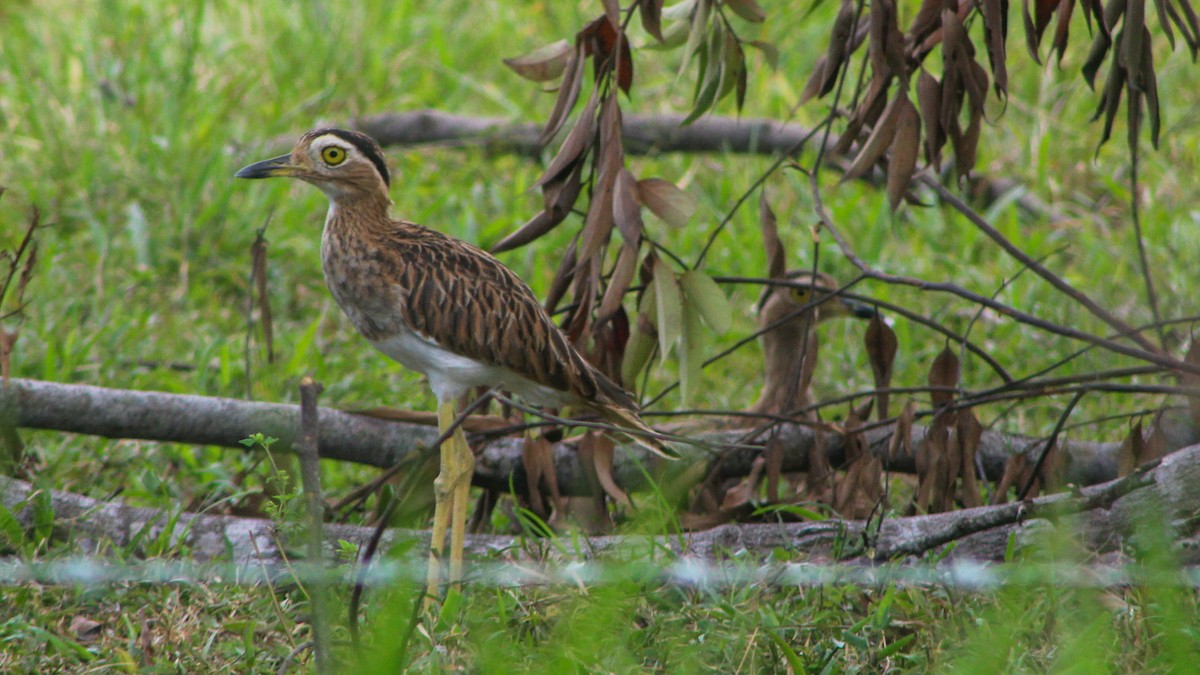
xmin=4 ymin=445 xmax=1197 ymax=569
xmin=5 ymin=379 xmax=1194 ymax=496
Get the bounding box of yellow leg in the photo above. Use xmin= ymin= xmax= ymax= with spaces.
xmin=426 ymin=400 xmax=474 ymax=601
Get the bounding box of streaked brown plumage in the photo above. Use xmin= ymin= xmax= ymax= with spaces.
xmin=236 ymin=128 xmax=673 ymax=593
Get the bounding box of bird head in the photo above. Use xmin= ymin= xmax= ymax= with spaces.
xmin=759 ymin=271 xmax=875 ymax=329
xmin=235 ymin=128 xmax=390 ymax=201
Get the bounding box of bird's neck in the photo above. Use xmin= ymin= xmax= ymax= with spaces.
xmin=324 ymin=193 xmax=394 ymax=235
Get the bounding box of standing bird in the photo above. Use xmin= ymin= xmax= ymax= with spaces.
xmin=749 ymin=271 xmax=876 ymax=419
xmin=236 ymin=128 xmax=676 ymax=593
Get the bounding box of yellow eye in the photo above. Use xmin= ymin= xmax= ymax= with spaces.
xmin=321 ymin=146 xmax=346 ymax=165
xmin=789 ymin=287 xmax=811 ymax=303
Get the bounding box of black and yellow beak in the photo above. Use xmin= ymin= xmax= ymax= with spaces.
xmin=235 ymin=153 xmax=298 ymax=179
xmin=824 ymin=295 xmax=878 ymax=320
xmin=844 ymin=298 xmax=878 ymax=320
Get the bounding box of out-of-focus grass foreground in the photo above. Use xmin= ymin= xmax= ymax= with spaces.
xmin=3 ymin=0 xmax=1200 ymax=671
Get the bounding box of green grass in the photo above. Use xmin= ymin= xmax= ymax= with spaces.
xmin=3 ymin=0 xmax=1200 ymax=671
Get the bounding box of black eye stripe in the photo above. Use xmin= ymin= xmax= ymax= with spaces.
xmin=304 ymin=128 xmax=391 ymax=187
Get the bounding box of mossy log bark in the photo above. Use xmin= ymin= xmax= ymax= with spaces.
xmin=5 ymin=378 xmax=1196 ymax=496
xmin=3 ymin=445 xmax=1197 ymax=570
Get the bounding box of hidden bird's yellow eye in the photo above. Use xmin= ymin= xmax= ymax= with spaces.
xmin=321 ymin=146 xmax=347 ymax=165
xmin=789 ymin=286 xmax=811 ymax=304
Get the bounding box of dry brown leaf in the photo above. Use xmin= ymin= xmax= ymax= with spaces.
xmin=928 ymin=345 xmax=960 ymax=408
xmin=601 ymin=0 xmax=620 ymax=29
xmin=613 ymin=168 xmax=645 ymax=245
xmin=504 ymin=39 xmax=573 ymax=82
xmin=521 ymin=434 xmax=553 ymax=517
xmin=833 ymin=75 xmax=890 ymax=156
xmin=886 ymin=93 xmax=921 ymax=210
xmin=992 ymin=451 xmax=1027 ymax=505
xmin=637 ymin=178 xmax=695 ymax=227
xmin=70 ymin=616 xmax=102 ymax=643
xmin=915 ymin=409 xmax=953 ymax=513
xmin=640 ymin=0 xmax=665 ymax=42
xmin=842 ymin=91 xmax=905 ymax=181
xmin=1116 ymin=419 xmax=1146 ymax=477
xmin=764 ymin=436 xmax=783 ymax=502
xmin=538 ymin=41 xmax=587 ymax=146
xmin=535 ymin=87 xmax=599 ymax=189
xmin=1144 ymin=408 xmax=1171 ymax=462
xmin=542 ymin=239 xmax=578 ymax=313
xmin=759 ymin=191 xmax=786 ymax=279
xmin=980 ymin=0 xmax=1009 ymax=94
xmin=0 ymin=328 xmax=15 ymax=382
xmin=726 ymin=0 xmax=767 ymax=22
xmin=805 ymin=429 xmax=835 ymax=503
xmin=868 ymin=0 xmax=906 ymax=80
xmin=956 ymin=408 xmax=984 ymax=508
xmin=798 ymin=55 xmax=832 ymax=106
xmin=1051 ymin=0 xmax=1077 ymax=61
xmin=582 ymin=431 xmax=632 ymax=508
xmin=597 ymin=242 xmax=640 ymax=324
xmin=916 ymin=69 xmax=944 ymax=168
xmin=865 ymin=314 xmax=898 ymax=420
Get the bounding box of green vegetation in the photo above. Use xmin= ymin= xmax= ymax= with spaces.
xmin=2 ymin=0 xmax=1199 ymax=671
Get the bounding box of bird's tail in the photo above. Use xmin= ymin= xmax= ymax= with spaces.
xmin=597 ymin=403 xmax=681 ymax=460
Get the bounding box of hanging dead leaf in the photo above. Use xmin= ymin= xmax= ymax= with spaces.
xmin=597 ymin=242 xmax=640 ymax=324
xmin=764 ymin=436 xmax=783 ymax=502
xmin=522 ymin=434 xmax=554 ymax=517
xmin=799 ymin=0 xmax=858 ymax=105
xmin=759 ymin=191 xmax=786 ymax=280
xmin=1144 ymin=407 xmax=1171 ymax=462
xmin=991 ymin=451 xmax=1027 ymax=505
xmin=640 ymin=0 xmax=666 ymax=42
xmin=637 ymin=178 xmax=696 ymax=227
xmin=582 ymin=431 xmax=631 ymax=508
xmin=543 ymin=239 xmax=578 ymax=313
xmin=865 ymin=313 xmax=897 ymax=420
xmin=886 ymin=94 xmax=921 ymax=210
xmin=887 ymin=400 xmax=916 ymax=461
xmin=916 ymin=69 xmax=945 ymax=168
xmin=868 ymin=0 xmax=906 ymax=80
xmin=842 ymin=91 xmax=905 ymax=182
xmin=538 ymin=42 xmax=587 ymax=146
xmin=0 ymin=328 xmax=15 ymax=382
xmin=955 ymin=408 xmax=984 ymax=508
xmin=726 ymin=0 xmax=766 ymax=22
xmin=928 ymin=344 xmax=960 ymax=408
xmin=979 ymin=0 xmax=1008 ymax=94
xmin=504 ymin=39 xmax=574 ymax=82
xmin=536 ymin=88 xmax=599 ymax=189
xmin=1116 ymin=419 xmax=1146 ymax=477
xmin=613 ymin=168 xmax=645 ymax=246
xmin=744 ymin=39 xmax=780 ymax=69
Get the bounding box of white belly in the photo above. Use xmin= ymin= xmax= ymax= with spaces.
xmin=369 ymin=329 xmax=572 ymax=407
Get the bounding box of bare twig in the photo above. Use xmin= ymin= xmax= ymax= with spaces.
xmin=295 ymin=377 xmax=331 ymax=673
